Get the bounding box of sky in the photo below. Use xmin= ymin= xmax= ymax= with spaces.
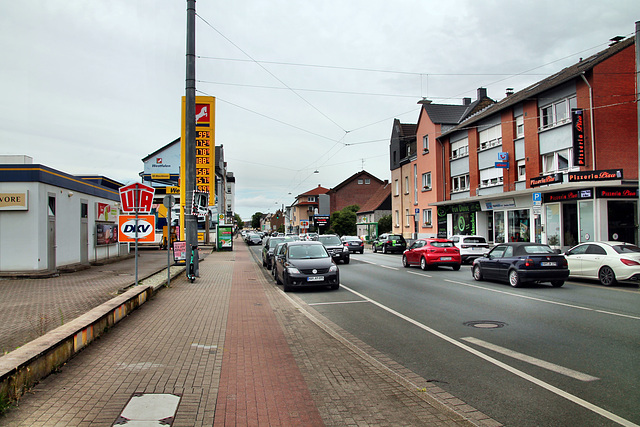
xmin=0 ymin=1 xmax=638 ymax=220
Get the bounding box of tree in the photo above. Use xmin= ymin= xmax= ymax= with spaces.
xmin=234 ymin=213 xmax=243 ymax=228
xmin=329 ymin=205 xmax=359 ymax=236
xmin=378 ymin=214 xmax=392 ymax=234
xmin=251 ymin=212 xmax=263 ymax=230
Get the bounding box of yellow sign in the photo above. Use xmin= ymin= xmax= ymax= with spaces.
xmin=180 ymin=95 xmax=216 ymax=239
xmin=151 ymin=173 xmax=171 ymax=179
xmin=166 ymin=186 xmax=180 ymax=194
xmin=0 ymin=192 xmax=28 ymax=210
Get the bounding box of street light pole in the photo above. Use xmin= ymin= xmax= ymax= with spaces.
xmin=185 ymin=0 xmax=199 ymax=273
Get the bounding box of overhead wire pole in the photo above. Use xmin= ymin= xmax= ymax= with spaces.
xmin=185 ymin=0 xmax=199 ymax=274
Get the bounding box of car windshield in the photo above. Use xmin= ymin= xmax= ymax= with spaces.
xmin=521 ymin=245 xmax=555 ymax=255
xmin=288 ymin=245 xmax=329 ymax=259
xmin=612 ymin=244 xmax=640 ymax=254
xmin=269 ymin=237 xmax=285 ymax=246
xmin=318 ymin=236 xmax=342 ymax=245
xmin=463 ymin=237 xmax=486 ymax=244
xmin=431 ymin=241 xmax=455 ymax=248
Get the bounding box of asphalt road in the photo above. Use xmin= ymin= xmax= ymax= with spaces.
xmin=250 ymin=245 xmax=640 ymax=427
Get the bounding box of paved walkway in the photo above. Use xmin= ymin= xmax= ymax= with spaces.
xmin=0 ymin=243 xmax=499 ymax=426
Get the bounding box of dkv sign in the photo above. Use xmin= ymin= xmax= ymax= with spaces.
xmin=118 ymin=215 xmax=156 ymax=242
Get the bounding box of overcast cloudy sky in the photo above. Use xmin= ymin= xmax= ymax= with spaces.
xmin=1 ymin=1 xmax=638 ymax=220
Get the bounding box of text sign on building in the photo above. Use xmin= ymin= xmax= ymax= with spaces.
xmin=119 ymin=183 xmax=155 ymax=213
xmin=568 ymin=169 xmax=623 ymax=183
xmin=0 ymin=191 xmax=28 ymax=211
xmin=571 ymin=109 xmax=586 ymax=166
xmin=181 ymin=96 xmax=216 ymax=203
xmin=118 ymin=215 xmax=156 ymax=242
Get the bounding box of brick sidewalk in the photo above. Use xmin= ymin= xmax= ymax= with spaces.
xmin=1 ymin=243 xmax=496 ymax=426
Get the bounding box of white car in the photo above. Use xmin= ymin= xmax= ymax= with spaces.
xmin=564 ymin=241 xmax=640 ymax=286
xmin=449 ymin=235 xmax=490 ymax=264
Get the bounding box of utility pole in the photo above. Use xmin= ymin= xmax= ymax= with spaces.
xmin=185 ymin=0 xmax=199 ymax=273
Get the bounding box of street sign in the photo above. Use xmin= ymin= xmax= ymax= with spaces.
xmin=495 ymin=162 xmax=509 ymax=169
xmin=163 ymin=195 xmax=176 ymax=209
xmin=118 ymin=215 xmax=156 ymax=242
xmin=119 ymin=183 xmax=155 ymax=213
xmin=532 ymin=192 xmax=542 ymax=206
xmin=498 ymin=152 xmax=509 ymax=161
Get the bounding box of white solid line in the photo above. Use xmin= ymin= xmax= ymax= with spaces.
xmin=461 ymin=337 xmax=599 ymax=382
xmin=407 ymin=271 xmax=432 ymax=278
xmin=308 ymin=300 xmax=369 ymax=306
xmin=340 ymin=284 xmax=638 ymax=427
xmin=444 ymin=279 xmax=640 ymax=321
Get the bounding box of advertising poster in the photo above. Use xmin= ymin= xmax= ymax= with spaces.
xmin=173 ymin=241 xmax=187 ymax=264
xmin=96 ymin=223 xmax=118 ymax=246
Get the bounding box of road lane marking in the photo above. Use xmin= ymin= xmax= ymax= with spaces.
xmin=445 ymin=279 xmax=640 ymax=321
xmin=407 ymin=271 xmax=432 ymax=278
xmin=308 ymin=300 xmax=369 ymax=306
xmin=340 ymin=284 xmax=638 ymax=427
xmin=461 ymin=337 xmax=599 ymax=382
xmin=380 ymin=265 xmax=399 ymax=271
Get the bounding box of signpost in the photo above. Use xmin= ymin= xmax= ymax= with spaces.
xmin=164 ymin=195 xmax=175 ymax=286
xmin=118 ymin=183 xmax=155 ymax=286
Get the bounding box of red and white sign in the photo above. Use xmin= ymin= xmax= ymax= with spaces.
xmin=118 ymin=215 xmax=156 ymax=242
xmin=119 ymin=183 xmax=155 ymax=213
xmin=195 ymin=104 xmax=210 ymax=123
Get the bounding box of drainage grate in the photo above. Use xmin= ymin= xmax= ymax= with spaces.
xmin=463 ymin=320 xmax=507 ymax=329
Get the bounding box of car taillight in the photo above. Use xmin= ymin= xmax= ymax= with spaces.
xmin=524 ymin=258 xmax=534 ymax=267
xmin=620 ymin=258 xmax=640 ymax=266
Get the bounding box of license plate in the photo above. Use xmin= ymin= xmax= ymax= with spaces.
xmin=307 ymin=276 xmax=324 ymax=282
xmin=541 ymin=262 xmax=556 ymax=267
xmin=441 ymin=257 xmax=452 ymax=261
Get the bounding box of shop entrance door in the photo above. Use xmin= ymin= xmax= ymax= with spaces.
xmin=607 ymin=200 xmax=637 ymax=244
xmin=562 ymin=203 xmax=578 ymax=248
xmin=578 ymin=200 xmax=594 ymax=243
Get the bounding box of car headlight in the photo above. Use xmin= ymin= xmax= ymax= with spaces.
xmin=287 ymin=267 xmax=301 ymax=274
xmin=329 ymin=265 xmax=338 ymax=272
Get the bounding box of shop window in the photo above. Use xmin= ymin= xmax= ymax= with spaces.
xmin=508 ymin=209 xmax=530 ymax=242
xmin=494 ymin=211 xmax=505 ymax=243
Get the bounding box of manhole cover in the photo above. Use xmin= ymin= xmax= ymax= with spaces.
xmin=463 ymin=320 xmax=507 ymax=329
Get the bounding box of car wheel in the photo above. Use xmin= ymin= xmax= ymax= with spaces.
xmin=373 ymin=245 xmax=377 ymax=253
xmin=283 ymin=275 xmax=292 ymax=292
xmin=551 ymin=280 xmax=564 ymax=287
xmin=472 ymin=265 xmax=483 ymax=281
xmin=508 ymin=269 xmax=522 ymax=288
xmin=452 ymin=264 xmax=460 ymax=271
xmin=598 ymin=266 xmax=617 ymax=286
xmin=382 ymin=245 xmax=387 ymax=254
xmin=402 ymin=255 xmax=410 ymax=268
xmin=275 ymin=270 xmax=282 ymax=285
xmin=360 ymin=249 xmax=364 ymax=254
xmin=262 ymin=257 xmax=267 ymax=267
xmin=420 ymin=257 xmax=428 ymax=271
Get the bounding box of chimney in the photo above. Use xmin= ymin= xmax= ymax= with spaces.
xmin=462 ymin=97 xmax=471 ymax=105
xmin=505 ymin=88 xmax=514 ymax=96
xmin=477 ymin=87 xmax=487 ymax=100
xmin=418 ymin=98 xmax=432 ymax=105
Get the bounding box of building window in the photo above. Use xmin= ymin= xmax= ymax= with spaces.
xmin=394 ymin=179 xmax=399 ymax=196
xmin=414 ymin=165 xmax=418 ymax=204
xmin=423 ymin=209 xmax=432 ymax=226
xmin=543 ymin=148 xmax=573 ymax=174
xmin=451 ymin=138 xmax=469 ymax=159
xmin=480 ymin=167 xmax=504 ymax=188
xmin=405 ymin=209 xmax=410 ymax=227
xmin=478 ymin=124 xmax=502 ymax=151
xmin=395 ymin=210 xmax=400 ymax=227
xmin=423 ymin=135 xmax=429 ymax=153
xmin=539 ymin=97 xmax=576 ymax=130
xmin=358 ymin=179 xmax=363 ymax=184
xmin=422 ymin=172 xmax=432 ymax=191
xmin=452 ymin=174 xmax=469 ymax=192
xmin=48 ymin=196 xmax=56 ymax=216
xmin=517 ymin=159 xmax=526 ymax=181
xmin=307 ymin=196 xmax=316 ymax=202
xmin=365 ymin=178 xmax=370 ymax=184
xmin=404 ymin=176 xmax=409 ymax=194
xmin=515 ymin=115 xmax=524 ymax=138
xmin=80 ymin=202 xmax=88 ymax=219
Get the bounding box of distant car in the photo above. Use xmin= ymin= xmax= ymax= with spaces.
xmin=262 ymin=236 xmax=286 ymax=269
xmin=307 ymin=232 xmax=319 ymax=241
xmin=245 ymin=232 xmax=262 ymax=245
xmin=285 ymin=233 xmax=300 ymax=241
xmin=472 ymin=242 xmax=568 ymax=288
xmin=271 ymin=242 xmax=288 ymax=280
xmin=372 ymin=234 xmax=407 ymax=254
xmin=341 ymin=236 xmax=364 ymax=254
xmin=450 ymin=235 xmax=490 ymax=264
xmin=402 ymin=238 xmax=461 ymax=270
xmin=273 ymin=241 xmax=340 ymax=292
xmin=564 ymin=241 xmax=640 ymax=286
xmin=317 ymin=234 xmax=350 ymax=264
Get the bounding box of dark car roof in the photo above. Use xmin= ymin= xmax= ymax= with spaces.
xmin=286 ymin=240 xmax=324 ymax=246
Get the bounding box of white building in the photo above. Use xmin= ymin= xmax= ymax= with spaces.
xmin=0 ymin=156 xmax=124 ymax=275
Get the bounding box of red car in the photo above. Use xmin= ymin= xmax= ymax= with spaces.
xmin=402 ymin=238 xmax=461 ymax=270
